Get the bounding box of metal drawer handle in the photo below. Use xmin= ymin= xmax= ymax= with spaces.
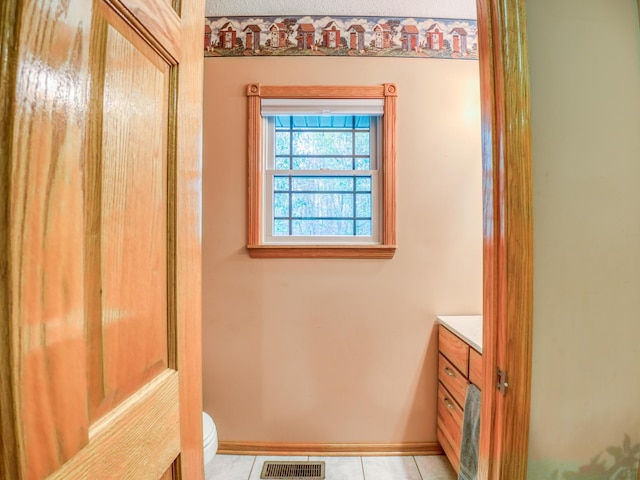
xmin=444 ymin=367 xmax=456 ymax=377
xmin=443 ymin=397 xmax=455 ymax=410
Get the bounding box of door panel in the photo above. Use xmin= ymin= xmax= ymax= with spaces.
xmin=48 ymin=372 xmax=180 ymax=479
xmin=95 ymin=20 xmax=171 ymax=420
xmin=0 ymin=0 xmax=204 ymax=478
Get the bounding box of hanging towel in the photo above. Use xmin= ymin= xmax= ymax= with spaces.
xmin=458 ymin=384 xmax=481 ymax=480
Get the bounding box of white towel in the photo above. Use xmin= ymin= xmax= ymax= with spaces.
xmin=458 ymin=384 xmax=481 ymax=480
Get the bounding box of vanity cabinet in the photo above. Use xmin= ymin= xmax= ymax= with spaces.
xmin=437 ymin=323 xmax=483 ymax=473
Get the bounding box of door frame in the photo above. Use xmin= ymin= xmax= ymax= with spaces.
xmin=1 ymin=0 xmax=533 ymax=477
xmin=476 ymin=0 xmax=533 ymax=479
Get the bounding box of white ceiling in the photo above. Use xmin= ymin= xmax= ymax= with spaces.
xmin=205 ymin=0 xmax=477 ymax=20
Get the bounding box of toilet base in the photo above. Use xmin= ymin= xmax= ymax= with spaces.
xmin=202 ymin=412 xmax=218 ymax=465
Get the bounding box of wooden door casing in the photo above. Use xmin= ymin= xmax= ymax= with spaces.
xmin=476 ymin=0 xmax=533 ymax=479
xmin=0 ymin=0 xmax=204 ymax=478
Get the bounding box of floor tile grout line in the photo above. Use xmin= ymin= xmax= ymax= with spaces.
xmin=413 ymin=455 xmax=424 ymax=480
xmin=246 ymin=455 xmax=257 ymax=480
xmin=206 ymin=454 xmax=455 ymax=480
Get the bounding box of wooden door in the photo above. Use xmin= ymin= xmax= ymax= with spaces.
xmin=350 ymin=32 xmax=356 ymax=49
xmin=0 ymin=0 xmax=204 ymax=479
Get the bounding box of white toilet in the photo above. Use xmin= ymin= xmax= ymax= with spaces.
xmin=202 ymin=412 xmax=218 ymax=465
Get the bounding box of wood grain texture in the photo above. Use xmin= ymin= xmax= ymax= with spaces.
xmin=259 ymin=85 xmax=386 ymax=99
xmin=438 ymin=354 xmax=470 ymax=409
xmin=476 ymin=0 xmax=534 ymax=479
xmin=437 ymin=328 xmax=483 ymax=472
xmin=160 ymin=467 xmax=174 ymax=480
xmin=469 ymin=348 xmax=483 ymax=390
xmin=0 ymin=1 xmax=23 ymax=477
xmin=437 ymin=383 xmax=463 ymax=472
xmin=1 ymin=1 xmax=94 ymax=477
xmin=93 ymin=20 xmax=170 ymax=420
xmin=437 ymin=428 xmax=460 ymax=473
xmin=382 ymin=83 xmax=398 ymax=246
xmin=217 ymin=442 xmax=443 ymax=457
xmin=439 ymin=326 xmax=470 ymax=376
xmin=1 ymin=0 xmax=204 ymax=477
xmin=174 ymin=0 xmax=206 ymax=477
xmin=246 ymin=84 xmax=397 ymax=258
xmin=48 ymin=371 xmax=180 ymax=480
xmin=476 ymin=1 xmax=497 ymax=477
xmin=85 ymin=5 xmax=109 ymax=433
xmin=247 ymin=92 xmax=262 ymax=246
xmin=103 ymin=0 xmax=181 ymax=64
xmin=247 ymin=245 xmax=396 ymax=259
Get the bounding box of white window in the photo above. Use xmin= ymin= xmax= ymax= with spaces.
xmin=261 ymin=99 xmax=383 ymax=245
xmin=246 ymin=84 xmax=397 ymax=259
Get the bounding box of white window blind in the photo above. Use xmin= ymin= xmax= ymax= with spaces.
xmin=261 ymin=98 xmax=384 ymax=116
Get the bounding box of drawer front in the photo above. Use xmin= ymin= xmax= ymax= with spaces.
xmin=439 ymin=326 xmax=469 ymax=376
xmin=469 ymin=348 xmax=483 ymax=390
xmin=437 ymin=382 xmax=463 ymax=466
xmin=438 ymin=353 xmax=469 ymax=408
xmin=437 ymin=427 xmax=460 ymax=473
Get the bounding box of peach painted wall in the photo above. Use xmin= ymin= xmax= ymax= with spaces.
xmin=202 ymin=57 xmax=482 ymax=443
xmin=527 ymin=0 xmax=640 ymax=477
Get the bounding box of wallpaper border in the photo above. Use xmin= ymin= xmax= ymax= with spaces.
xmin=204 ymin=15 xmax=478 ymax=60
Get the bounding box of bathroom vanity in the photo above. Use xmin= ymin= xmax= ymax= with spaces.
xmin=436 ymin=315 xmax=483 ymax=473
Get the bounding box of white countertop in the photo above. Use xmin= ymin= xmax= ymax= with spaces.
xmin=437 ymin=315 xmax=483 ymax=353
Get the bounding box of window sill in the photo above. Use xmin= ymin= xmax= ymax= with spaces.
xmin=247 ymin=244 xmax=396 ymax=259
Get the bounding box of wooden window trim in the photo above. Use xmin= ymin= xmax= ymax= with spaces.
xmin=246 ymin=83 xmax=397 ymax=259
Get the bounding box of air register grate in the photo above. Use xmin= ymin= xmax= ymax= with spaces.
xmin=260 ymin=461 xmax=325 ymax=479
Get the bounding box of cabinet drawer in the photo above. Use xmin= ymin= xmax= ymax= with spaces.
xmin=437 ymin=382 xmax=463 ymax=466
xmin=438 ymin=353 xmax=469 ymax=408
xmin=439 ymin=326 xmax=469 ymax=376
xmin=437 ymin=427 xmax=460 ymax=473
xmin=469 ymin=348 xmax=483 ymax=390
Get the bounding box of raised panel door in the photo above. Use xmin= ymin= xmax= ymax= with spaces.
xmin=0 ymin=0 xmax=204 ymax=478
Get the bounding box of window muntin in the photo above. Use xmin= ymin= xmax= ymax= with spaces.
xmin=264 ymin=114 xmax=380 ymax=244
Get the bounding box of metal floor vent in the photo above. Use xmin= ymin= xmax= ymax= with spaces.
xmin=260 ymin=460 xmax=325 ymax=479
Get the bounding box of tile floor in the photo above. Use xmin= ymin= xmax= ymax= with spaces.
xmin=205 ymin=454 xmax=456 ymax=480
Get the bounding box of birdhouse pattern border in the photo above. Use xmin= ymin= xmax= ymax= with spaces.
xmin=205 ymin=16 xmax=478 ymax=60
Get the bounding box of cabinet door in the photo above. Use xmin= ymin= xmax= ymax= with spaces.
xmin=469 ymin=349 xmax=483 ymax=389
xmin=1 ymin=0 xmax=203 ymax=478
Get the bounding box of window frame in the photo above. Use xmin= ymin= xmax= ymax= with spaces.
xmin=263 ymin=115 xmax=381 ymax=244
xmin=246 ymin=83 xmax=397 ymax=259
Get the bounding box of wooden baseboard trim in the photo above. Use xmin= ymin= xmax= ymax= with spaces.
xmin=217 ymin=442 xmax=444 ymax=457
